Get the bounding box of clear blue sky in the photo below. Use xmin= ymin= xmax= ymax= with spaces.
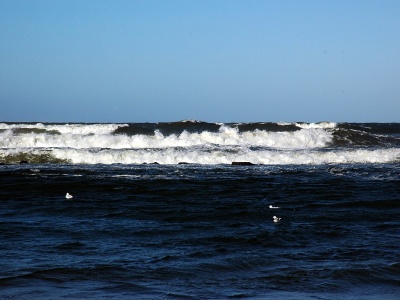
xmin=1 ymin=0 xmax=399 ymax=123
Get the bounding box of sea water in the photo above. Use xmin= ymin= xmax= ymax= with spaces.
xmin=0 ymin=121 xmax=399 ymax=299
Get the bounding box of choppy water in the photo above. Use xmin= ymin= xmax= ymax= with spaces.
xmin=1 ymin=121 xmax=399 ymax=165
xmin=0 ymin=122 xmax=399 ymax=299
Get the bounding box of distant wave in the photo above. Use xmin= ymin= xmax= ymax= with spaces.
xmin=0 ymin=122 xmax=399 ymax=165
xmin=0 ymin=122 xmax=127 ymax=135
xmin=294 ymin=121 xmax=337 ymax=129
xmin=0 ymin=122 xmax=333 ymax=149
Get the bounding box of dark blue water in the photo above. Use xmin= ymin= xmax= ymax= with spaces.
xmin=1 ymin=163 xmax=399 ymax=299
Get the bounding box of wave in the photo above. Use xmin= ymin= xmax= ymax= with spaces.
xmin=1 ymin=147 xmax=399 ymax=165
xmin=0 ymin=122 xmax=126 ymax=135
xmin=294 ymin=121 xmax=337 ymax=129
xmin=0 ymin=122 xmax=333 ymax=149
xmin=0 ymin=122 xmax=399 ymax=165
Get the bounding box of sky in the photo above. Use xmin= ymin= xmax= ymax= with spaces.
xmin=1 ymin=0 xmax=399 ymax=123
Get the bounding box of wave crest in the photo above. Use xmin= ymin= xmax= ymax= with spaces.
xmin=0 ymin=122 xmax=398 ymax=165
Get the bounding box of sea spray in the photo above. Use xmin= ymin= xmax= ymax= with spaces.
xmin=0 ymin=122 xmax=399 ymax=164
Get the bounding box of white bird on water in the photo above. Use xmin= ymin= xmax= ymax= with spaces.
xmin=269 ymin=205 xmax=280 ymax=209
xmin=273 ymin=216 xmax=281 ymax=223
xmin=65 ymin=193 xmax=73 ymax=199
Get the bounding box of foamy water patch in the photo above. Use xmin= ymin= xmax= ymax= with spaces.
xmin=1 ymin=122 xmax=398 ymax=166
xmin=0 ymin=123 xmax=127 ymax=135
xmin=45 ymin=123 xmax=128 ymax=135
xmin=1 ymin=146 xmax=399 ymax=165
xmin=295 ymin=122 xmax=337 ymax=129
xmin=44 ymin=147 xmax=400 ymax=165
xmin=0 ymin=126 xmax=334 ymax=149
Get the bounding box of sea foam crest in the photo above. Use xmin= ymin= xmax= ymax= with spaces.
xmin=40 ymin=147 xmax=400 ymax=165
xmin=0 ymin=123 xmax=127 ymax=135
xmin=295 ymin=122 xmax=337 ymax=129
xmin=0 ymin=125 xmax=333 ymax=149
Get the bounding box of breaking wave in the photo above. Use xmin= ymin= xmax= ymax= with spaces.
xmin=0 ymin=121 xmax=399 ymax=165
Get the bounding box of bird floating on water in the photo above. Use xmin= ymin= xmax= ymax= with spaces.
xmin=273 ymin=216 xmax=281 ymax=223
xmin=269 ymin=205 xmax=280 ymax=209
xmin=65 ymin=193 xmax=73 ymax=199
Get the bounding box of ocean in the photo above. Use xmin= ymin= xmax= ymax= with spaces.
xmin=0 ymin=121 xmax=399 ymax=299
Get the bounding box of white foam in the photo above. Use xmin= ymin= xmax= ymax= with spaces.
xmin=1 ymin=145 xmax=399 ymax=165
xmin=0 ymin=123 xmax=127 ymax=135
xmin=180 ymin=119 xmax=203 ymax=123
xmin=295 ymin=122 xmax=337 ymax=129
xmin=46 ymin=147 xmax=399 ymax=165
xmin=0 ymin=122 xmax=46 ymax=130
xmin=1 ymin=122 xmax=398 ymax=165
xmin=0 ymin=125 xmax=333 ymax=149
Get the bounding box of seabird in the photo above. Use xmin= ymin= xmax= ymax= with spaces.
xmin=273 ymin=216 xmax=281 ymax=223
xmin=65 ymin=193 xmax=73 ymax=199
xmin=269 ymin=205 xmax=280 ymax=209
